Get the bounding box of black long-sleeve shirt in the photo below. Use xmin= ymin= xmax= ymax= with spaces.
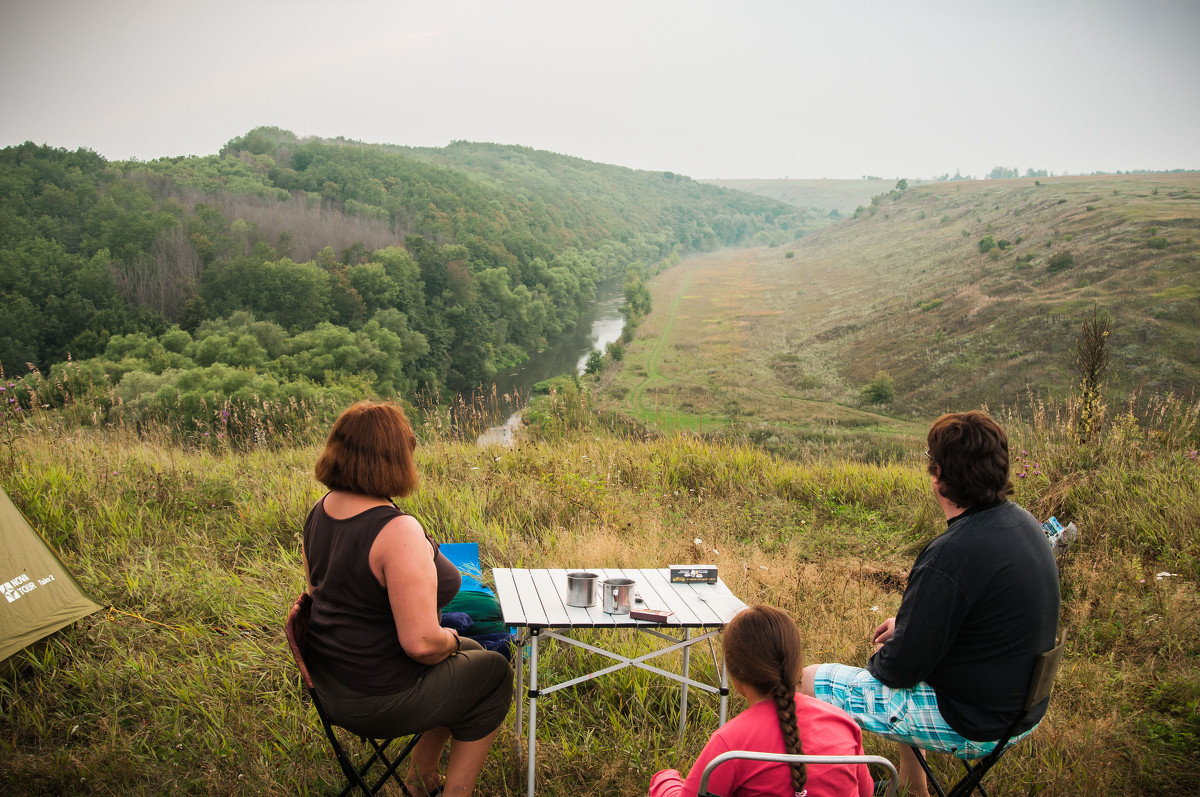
xmin=867 ymin=500 xmax=1060 ymax=740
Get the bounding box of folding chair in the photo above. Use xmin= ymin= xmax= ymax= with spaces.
xmin=911 ymin=629 xmax=1068 ymax=797
xmin=698 ymin=751 xmax=899 ymax=797
xmin=285 ymin=592 xmax=424 ymax=797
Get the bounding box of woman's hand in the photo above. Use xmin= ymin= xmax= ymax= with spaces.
xmin=371 ymin=515 xmax=459 ymax=664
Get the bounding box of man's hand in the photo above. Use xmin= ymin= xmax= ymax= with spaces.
xmin=872 ymin=617 xmax=896 ymax=653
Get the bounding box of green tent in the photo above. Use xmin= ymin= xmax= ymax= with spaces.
xmin=0 ymin=486 xmax=101 ymax=667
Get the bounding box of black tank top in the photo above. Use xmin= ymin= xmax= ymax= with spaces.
xmin=303 ymin=496 xmax=461 ymax=694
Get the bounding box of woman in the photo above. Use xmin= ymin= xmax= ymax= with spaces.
xmin=302 ymin=401 xmax=512 ymax=797
xmin=650 ymin=605 xmax=872 ymax=797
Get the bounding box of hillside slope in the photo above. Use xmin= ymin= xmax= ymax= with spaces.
xmin=800 ymin=173 xmax=1200 ymax=411
xmin=604 ymin=173 xmax=1199 ymax=436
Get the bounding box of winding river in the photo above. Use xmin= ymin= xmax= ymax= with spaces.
xmin=475 ymin=278 xmax=624 ymax=445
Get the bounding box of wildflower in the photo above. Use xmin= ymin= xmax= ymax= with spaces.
xmin=470 ymin=466 xmax=479 ymax=470
xmin=1155 ymin=572 xmax=1178 ymax=580
xmin=1138 ymin=579 xmax=1146 ymax=583
xmin=693 ymin=538 xmax=703 ymax=546
xmin=869 ymin=606 xmax=880 ymax=612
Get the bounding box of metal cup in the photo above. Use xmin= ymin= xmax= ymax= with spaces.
xmin=565 ymin=571 xmax=599 ymax=607
xmin=601 ymin=577 xmax=635 ymax=614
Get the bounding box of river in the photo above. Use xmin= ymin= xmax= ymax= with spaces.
xmin=475 ymin=277 xmax=625 ymax=446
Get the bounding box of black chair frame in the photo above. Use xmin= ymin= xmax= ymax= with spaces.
xmin=286 ymin=592 xmax=424 ymax=797
xmin=911 ymin=629 xmax=1068 ymax=797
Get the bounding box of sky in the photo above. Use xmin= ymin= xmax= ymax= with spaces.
xmin=2 ymin=0 xmax=1198 ymax=180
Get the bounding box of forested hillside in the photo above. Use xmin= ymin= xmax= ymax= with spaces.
xmin=702 ymin=177 xmax=893 ymax=215
xmin=0 ymin=128 xmax=795 ymax=436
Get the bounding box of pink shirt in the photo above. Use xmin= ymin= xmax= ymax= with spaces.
xmin=649 ymin=694 xmax=873 ymax=797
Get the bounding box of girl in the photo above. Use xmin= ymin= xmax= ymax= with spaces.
xmin=649 ymin=605 xmax=873 ymax=797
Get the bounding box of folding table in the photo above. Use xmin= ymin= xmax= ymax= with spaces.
xmin=492 ymin=567 xmax=748 ymax=797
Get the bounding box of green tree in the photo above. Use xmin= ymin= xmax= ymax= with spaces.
xmin=584 ymin=349 xmax=604 ymax=375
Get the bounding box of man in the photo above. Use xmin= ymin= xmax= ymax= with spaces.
xmin=801 ymin=411 xmax=1060 ymax=795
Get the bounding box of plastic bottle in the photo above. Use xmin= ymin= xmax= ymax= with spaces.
xmin=1041 ymin=516 xmax=1078 ymax=549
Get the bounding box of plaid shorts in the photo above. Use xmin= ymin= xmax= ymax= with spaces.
xmin=813 ymin=663 xmax=1033 ymax=760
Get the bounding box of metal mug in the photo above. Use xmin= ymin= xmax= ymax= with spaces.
xmin=602 ymin=577 xmax=635 ymax=614
xmin=565 ymin=571 xmax=599 ymax=607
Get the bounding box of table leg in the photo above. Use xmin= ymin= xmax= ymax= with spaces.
xmin=527 ymin=628 xmax=539 ymax=797
xmin=514 ymin=629 xmax=525 ymax=755
xmin=718 ymin=659 xmax=729 ymax=726
xmin=677 ymin=628 xmax=691 ymax=745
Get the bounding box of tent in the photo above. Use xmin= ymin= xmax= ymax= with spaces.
xmin=0 ymin=486 xmax=102 ymax=668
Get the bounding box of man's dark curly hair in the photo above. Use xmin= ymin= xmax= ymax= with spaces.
xmin=926 ymin=411 xmax=1013 ymax=509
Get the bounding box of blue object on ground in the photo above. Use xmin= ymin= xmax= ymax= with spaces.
xmin=440 ymin=611 xmax=474 ymax=631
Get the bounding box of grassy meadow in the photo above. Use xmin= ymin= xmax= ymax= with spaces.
xmin=1 ymin=385 xmax=1198 ymax=795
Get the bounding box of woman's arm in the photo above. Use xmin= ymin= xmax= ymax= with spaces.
xmin=371 ymin=515 xmax=459 ymax=665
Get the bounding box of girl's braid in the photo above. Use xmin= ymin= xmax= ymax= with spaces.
xmin=771 ymin=681 xmax=807 ymax=794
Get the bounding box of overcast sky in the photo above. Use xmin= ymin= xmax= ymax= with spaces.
xmin=2 ymin=0 xmax=1197 ymax=180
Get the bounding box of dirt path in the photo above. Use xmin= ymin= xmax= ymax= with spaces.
xmin=627 ymin=269 xmax=694 ymax=416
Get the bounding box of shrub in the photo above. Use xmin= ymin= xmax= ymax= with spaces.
xmin=1048 ymin=251 xmax=1076 ymax=273
xmin=1147 ymin=237 xmax=1169 ymax=250
xmin=1057 ymin=198 xmax=1068 ymax=204
xmin=979 ymin=235 xmax=997 ymax=253
xmin=861 ymin=371 xmax=895 ymax=404
xmin=785 ymin=251 xmax=795 ymax=259
xmin=997 ymin=239 xmax=1013 ymax=250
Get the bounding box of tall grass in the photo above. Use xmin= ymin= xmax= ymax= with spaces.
xmin=0 ymin=390 xmax=1197 ymax=795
